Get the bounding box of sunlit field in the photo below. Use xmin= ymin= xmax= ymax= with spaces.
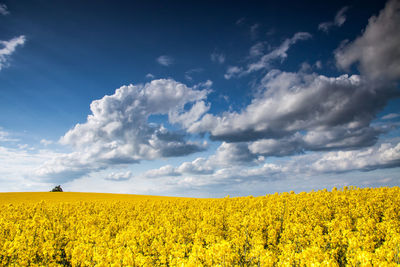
xmin=0 ymin=192 xmax=181 ymax=203
xmin=1 ymin=187 xmax=400 ymax=266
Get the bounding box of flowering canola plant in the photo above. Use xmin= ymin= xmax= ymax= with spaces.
xmin=0 ymin=187 xmax=399 ymax=266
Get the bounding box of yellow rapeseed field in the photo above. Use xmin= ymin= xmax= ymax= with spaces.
xmin=0 ymin=187 xmax=399 ymax=266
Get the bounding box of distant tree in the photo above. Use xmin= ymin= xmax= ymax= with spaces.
xmin=50 ymin=185 xmax=63 ymax=192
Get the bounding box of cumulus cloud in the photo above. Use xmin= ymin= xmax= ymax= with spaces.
xmin=144 ymin=165 xmax=180 ymax=178
xmin=189 ymin=70 xmax=398 ymax=156
xmin=36 ymin=79 xmax=210 ymax=182
xmin=310 ymin=142 xmax=400 ymax=173
xmin=0 ymin=35 xmax=26 ymax=71
xmin=177 ymin=157 xmax=214 ymax=175
xmin=105 ymin=171 xmax=132 ymax=181
xmin=211 ymin=142 xmax=259 ymax=166
xmin=143 ymin=142 xmax=261 ymax=179
xmin=142 ymin=140 xmax=400 ymax=186
xmin=318 ymin=6 xmax=349 ymax=32
xmin=0 ymin=3 xmax=9 ymax=15
xmin=22 ymin=1 xmax=400 ymax=190
xmin=335 ymin=0 xmax=400 ymax=81
xmin=248 ymin=141 xmax=400 ymax=176
xmin=249 ymin=126 xmax=384 ymax=157
xmin=156 ymin=55 xmax=174 ymax=66
xmin=210 ymin=52 xmax=225 ymax=64
xmin=224 ymin=32 xmax=311 ymax=79
xmin=203 ymin=1 xmax=399 ymax=158
xmin=169 ymin=101 xmax=210 ymax=129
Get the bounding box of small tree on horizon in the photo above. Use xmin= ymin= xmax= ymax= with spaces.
xmin=50 ymin=185 xmax=63 ymax=192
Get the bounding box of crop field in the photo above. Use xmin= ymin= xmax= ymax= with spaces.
xmin=1 ymin=187 xmax=400 ymax=266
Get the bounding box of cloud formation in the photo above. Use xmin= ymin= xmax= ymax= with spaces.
xmin=143 ymin=142 xmax=263 ymax=179
xmin=36 ymin=79 xmax=210 ymax=182
xmin=156 ymin=55 xmax=174 ymax=66
xmin=190 ymin=70 xmax=397 ymax=155
xmin=145 ymin=73 xmax=155 ymax=79
xmin=0 ymin=35 xmax=26 ymax=71
xmin=249 ymin=42 xmax=265 ymax=58
xmin=309 ymin=142 xmax=400 ymax=173
xmin=189 ymin=2 xmax=400 ymax=159
xmin=382 ymin=113 xmax=400 ymax=120
xmin=335 ymin=0 xmax=400 ymax=81
xmin=224 ymin=32 xmax=311 ymax=79
xmin=246 ymin=32 xmax=311 ymax=73
xmin=0 ymin=129 xmax=18 ymax=142
xmin=143 ymin=140 xmax=400 ymax=186
xmin=210 ymin=52 xmax=225 ymax=64
xmin=105 ymin=171 xmax=132 ymax=181
xmin=318 ymin=6 xmax=349 ymax=32
xmin=0 ymin=3 xmax=9 ymax=15
xmin=0 ymin=145 xmax=63 ymax=189
xmin=28 ymin=0 xmax=400 ymax=189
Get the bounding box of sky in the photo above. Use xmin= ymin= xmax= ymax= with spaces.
xmin=0 ymin=0 xmax=399 ymax=197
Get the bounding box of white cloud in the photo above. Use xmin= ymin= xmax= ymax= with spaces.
xmin=224 ymin=66 xmax=243 ymax=79
xmin=210 ymin=142 xmax=259 ymax=166
xmin=314 ymin=60 xmax=322 ymax=69
xmin=145 ymin=73 xmax=155 ymax=79
xmin=40 ymin=139 xmax=54 ymax=146
xmin=211 ymin=1 xmax=400 ymax=158
xmin=382 ymin=113 xmax=400 ymax=120
xmin=210 ymin=52 xmax=225 ymax=64
xmin=249 ymin=42 xmax=265 ymax=57
xmin=143 ymin=142 xmax=262 ymax=179
xmin=248 ymin=126 xmax=384 ymax=157
xmin=335 ymin=0 xmax=400 ymax=81
xmin=0 ymin=3 xmax=9 ymax=15
xmin=194 ymin=79 xmax=213 ymax=89
xmin=144 ymin=165 xmax=180 ymax=178
xmin=0 ymin=35 xmax=26 ymax=71
xmin=318 ymin=6 xmax=349 ymax=32
xmin=169 ymin=101 xmax=210 ymax=129
xmin=105 ymin=171 xmax=132 ymax=181
xmin=0 ymin=129 xmax=18 ymax=142
xmin=36 ymin=79 xmax=210 ymax=182
xmin=17 ymin=144 xmax=29 ymax=150
xmin=0 ymin=145 xmax=63 ymax=191
xmin=177 ymin=157 xmax=214 ymax=175
xmin=190 ymin=69 xmax=397 ymax=155
xmin=141 ymin=140 xmax=400 ymax=188
xmin=246 ymin=32 xmax=311 ymax=73
xmin=35 ymin=151 xmax=105 ymax=183
xmin=156 ymin=55 xmax=174 ymax=66
xmin=224 ymin=32 xmax=311 ymax=79
xmin=309 ymin=142 xmax=400 ymax=173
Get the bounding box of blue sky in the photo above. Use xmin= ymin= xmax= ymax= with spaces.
xmin=0 ymin=0 xmax=399 ymax=197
